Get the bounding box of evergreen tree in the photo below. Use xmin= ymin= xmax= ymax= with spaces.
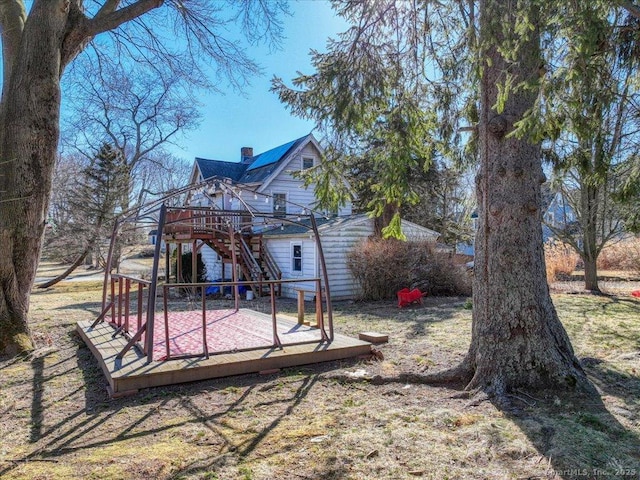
xmin=536 ymin=3 xmax=640 ymax=292
xmin=272 ymin=0 xmax=471 ymax=238
xmin=275 ymin=0 xmax=591 ymax=395
xmin=39 ymin=144 xmax=129 ymax=287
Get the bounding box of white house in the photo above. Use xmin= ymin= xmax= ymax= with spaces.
xmin=181 ymin=133 xmax=440 ymax=300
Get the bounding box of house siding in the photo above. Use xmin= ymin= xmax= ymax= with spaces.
xmin=318 ymin=222 xmax=373 ymax=300
xmin=264 ymin=216 xmax=440 ymax=301
xmin=261 ymin=143 xmax=352 ymax=217
xmin=264 ymin=237 xmax=317 ymax=299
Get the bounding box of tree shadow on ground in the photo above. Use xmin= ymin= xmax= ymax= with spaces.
xmin=333 ymin=297 xmax=469 ymax=339
xmin=0 ymin=333 xmax=359 ymax=479
xmin=494 ymin=367 xmax=640 ymax=479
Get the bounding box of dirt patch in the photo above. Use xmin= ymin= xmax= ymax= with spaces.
xmin=1 ymin=279 xmax=640 ymax=479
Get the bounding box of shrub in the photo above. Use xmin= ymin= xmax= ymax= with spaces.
xmin=347 ymin=239 xmax=471 ymax=300
xmin=544 ymin=240 xmax=579 ymax=283
xmin=597 ymin=236 xmax=640 ymax=272
xmin=173 ymin=251 xmax=207 ymax=283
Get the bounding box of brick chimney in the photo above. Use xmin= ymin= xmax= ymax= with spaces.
xmin=241 ymin=147 xmax=253 ymax=164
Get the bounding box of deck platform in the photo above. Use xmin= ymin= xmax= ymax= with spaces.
xmin=77 ymin=309 xmax=371 ymax=395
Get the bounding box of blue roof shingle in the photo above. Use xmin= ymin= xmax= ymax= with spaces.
xmin=196 ymin=158 xmax=247 ymax=181
xmin=195 ymin=134 xmax=311 ymax=185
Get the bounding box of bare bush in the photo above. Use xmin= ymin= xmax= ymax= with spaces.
xmin=347 ymin=239 xmax=471 ymax=300
xmin=544 ymin=240 xmax=579 ymax=283
xmin=597 ymin=236 xmax=640 ymax=272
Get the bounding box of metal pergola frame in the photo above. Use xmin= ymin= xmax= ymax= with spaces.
xmin=94 ymin=178 xmax=336 ymax=363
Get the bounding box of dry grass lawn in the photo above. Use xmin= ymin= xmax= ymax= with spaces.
xmin=1 ymin=275 xmax=640 ymax=479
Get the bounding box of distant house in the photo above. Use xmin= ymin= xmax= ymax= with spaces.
xmin=178 ymin=133 xmax=439 ymax=300
xmin=148 ymin=229 xmax=166 ymax=252
xmin=541 ymin=190 xmax=578 ymax=242
xmin=455 ymin=186 xmax=577 ymax=257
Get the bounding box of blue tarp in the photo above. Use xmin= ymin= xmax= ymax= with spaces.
xmin=205 ymin=280 xmax=247 ymax=296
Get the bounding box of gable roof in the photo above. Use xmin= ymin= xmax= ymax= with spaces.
xmin=193 ymin=134 xmax=313 ymax=185
xmin=246 ymin=136 xmax=306 ymax=171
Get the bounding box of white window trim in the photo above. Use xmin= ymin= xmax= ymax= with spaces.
xmin=291 ymin=242 xmax=303 ymax=276
xmin=301 ymin=155 xmax=316 ymax=171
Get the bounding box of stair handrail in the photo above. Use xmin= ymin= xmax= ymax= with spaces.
xmin=261 ymin=241 xmax=281 ymax=280
xmin=238 ymin=235 xmax=262 ymax=281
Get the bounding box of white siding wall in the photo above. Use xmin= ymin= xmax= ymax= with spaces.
xmin=264 ymin=237 xmax=317 ymax=299
xmin=262 ymin=143 xmax=353 ymax=217
xmin=200 ymin=243 xmax=221 ymax=280
xmin=318 ymin=221 xmax=373 ymax=301
xmin=263 ymin=144 xmax=321 ymax=215
xmin=265 ymin=219 xmax=373 ymax=301
xmin=260 ymin=217 xmax=441 ymax=300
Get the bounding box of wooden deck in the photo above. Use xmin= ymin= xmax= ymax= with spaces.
xmin=77 ymin=310 xmax=371 ymax=396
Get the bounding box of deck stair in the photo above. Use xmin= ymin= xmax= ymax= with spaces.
xmin=163 ymin=208 xmax=281 ymax=296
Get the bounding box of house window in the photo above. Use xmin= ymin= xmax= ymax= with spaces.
xmin=292 ymin=244 xmax=302 ymax=273
xmin=302 ymin=156 xmax=315 ymax=170
xmin=545 ymin=212 xmax=555 ymax=225
xmin=273 ymin=193 xmax=287 ymax=218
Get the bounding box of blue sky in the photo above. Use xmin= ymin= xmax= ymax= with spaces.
xmin=171 ymin=0 xmax=347 ymax=164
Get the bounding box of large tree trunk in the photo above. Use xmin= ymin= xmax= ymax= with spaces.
xmin=0 ymin=2 xmax=70 ymax=355
xmin=464 ymin=0 xmax=589 ymax=395
xmin=581 ymin=183 xmax=601 ymax=292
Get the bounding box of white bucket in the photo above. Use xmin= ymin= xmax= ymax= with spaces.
xmin=246 ymin=291 xmax=254 ymax=301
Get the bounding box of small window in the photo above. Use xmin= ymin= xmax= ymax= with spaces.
xmin=545 ymin=212 xmax=555 ymax=224
xmin=302 ymin=157 xmax=315 ymax=170
xmin=292 ymin=244 xmax=302 ymax=272
xmin=273 ymin=193 xmax=287 ymax=218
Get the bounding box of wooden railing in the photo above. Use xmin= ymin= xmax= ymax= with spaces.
xmin=164 ymin=209 xmax=227 ymax=237
xmin=93 ymin=274 xmax=152 ymax=359
xmin=261 ymin=241 xmax=281 ymax=282
xmin=238 ymin=236 xmax=262 ymax=279
xmin=159 ymin=278 xmax=330 ymax=361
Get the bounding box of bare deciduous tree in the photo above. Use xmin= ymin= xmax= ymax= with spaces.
xmin=0 ymin=0 xmax=288 ymax=357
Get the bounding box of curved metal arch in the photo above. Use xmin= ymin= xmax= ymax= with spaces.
xmin=101 ymin=177 xmax=336 ymax=362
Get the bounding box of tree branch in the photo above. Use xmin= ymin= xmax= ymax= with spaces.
xmin=88 ymin=0 xmax=163 ymax=37
xmin=95 ymin=0 xmax=121 ymax=20
xmin=0 ymin=0 xmax=27 ymax=102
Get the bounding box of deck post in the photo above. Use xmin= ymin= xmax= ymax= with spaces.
xmin=137 ymin=283 xmax=143 ymax=331
xmin=110 ymin=277 xmax=115 ymax=323
xmin=228 ymin=224 xmax=240 ymax=311
xmin=144 ymin=203 xmax=167 ymax=363
xmin=124 ymin=278 xmax=131 ymax=333
xmin=177 ymin=243 xmax=183 ymax=282
xmin=192 ymin=239 xmax=198 ymax=296
xmin=310 ymin=215 xmax=334 ymax=341
xmin=164 ymin=285 xmax=170 ymax=360
xmin=201 ymin=285 xmax=209 ymax=358
xmin=165 ymin=242 xmax=170 ymax=282
xmin=117 ymin=278 xmax=123 ymax=327
xmin=297 ymin=290 xmax=305 ymax=325
xmin=270 ymin=283 xmax=282 ymax=347
xmin=102 ymin=220 xmax=120 ymax=314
